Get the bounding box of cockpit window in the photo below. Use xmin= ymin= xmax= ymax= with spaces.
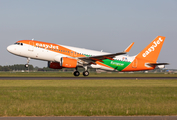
xmin=14 ymin=42 xmax=23 ymax=46
xmin=14 ymin=42 xmax=19 ymax=45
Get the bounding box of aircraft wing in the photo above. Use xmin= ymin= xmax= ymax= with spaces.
xmin=78 ymin=52 xmax=127 ymax=62
xmin=77 ymin=42 xmax=134 ymax=64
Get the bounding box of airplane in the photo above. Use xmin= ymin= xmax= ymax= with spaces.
xmin=7 ymin=36 xmax=169 ymax=76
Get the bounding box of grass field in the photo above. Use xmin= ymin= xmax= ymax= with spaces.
xmin=0 ymin=79 xmax=177 ymax=116
xmin=0 ymin=71 xmax=177 ymax=77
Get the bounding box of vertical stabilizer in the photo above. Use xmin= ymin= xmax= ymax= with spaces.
xmin=136 ymin=36 xmax=166 ymax=62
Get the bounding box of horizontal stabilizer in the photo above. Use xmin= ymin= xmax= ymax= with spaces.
xmin=148 ymin=63 xmax=169 ymax=66
xmin=146 ymin=63 xmax=169 ymax=69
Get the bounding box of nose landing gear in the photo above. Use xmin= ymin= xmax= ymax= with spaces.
xmin=25 ymin=58 xmax=30 ymax=68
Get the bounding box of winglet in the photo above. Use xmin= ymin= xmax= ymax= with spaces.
xmin=124 ymin=42 xmax=134 ymax=52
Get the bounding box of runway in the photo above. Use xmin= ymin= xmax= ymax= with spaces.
xmin=0 ymin=77 xmax=177 ymax=80
xmin=1 ymin=116 xmax=177 ymax=120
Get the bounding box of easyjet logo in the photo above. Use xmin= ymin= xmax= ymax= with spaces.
xmin=142 ymin=38 xmax=163 ymax=58
xmin=36 ymin=43 xmax=59 ymax=49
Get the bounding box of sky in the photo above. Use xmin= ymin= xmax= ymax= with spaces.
xmin=0 ymin=0 xmax=177 ymax=69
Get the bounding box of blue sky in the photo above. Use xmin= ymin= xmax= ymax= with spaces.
xmin=1 ymin=0 xmax=177 ymax=69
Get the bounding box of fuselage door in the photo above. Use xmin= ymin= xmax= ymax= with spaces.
xmin=28 ymin=41 xmax=34 ymax=52
xmin=132 ymin=58 xmax=138 ymax=68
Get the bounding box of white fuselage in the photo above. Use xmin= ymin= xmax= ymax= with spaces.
xmin=7 ymin=42 xmax=134 ymax=71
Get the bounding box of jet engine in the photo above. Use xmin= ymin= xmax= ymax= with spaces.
xmin=48 ymin=61 xmax=62 ymax=69
xmin=60 ymin=57 xmax=77 ymax=68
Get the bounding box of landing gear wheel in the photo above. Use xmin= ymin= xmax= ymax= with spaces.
xmin=83 ymin=71 xmax=89 ymax=76
xmin=25 ymin=64 xmax=29 ymax=68
xmin=25 ymin=58 xmax=30 ymax=68
xmin=74 ymin=71 xmax=80 ymax=77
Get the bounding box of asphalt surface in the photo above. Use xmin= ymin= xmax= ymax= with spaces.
xmin=0 ymin=116 xmax=177 ymax=120
xmin=0 ymin=77 xmax=177 ymax=80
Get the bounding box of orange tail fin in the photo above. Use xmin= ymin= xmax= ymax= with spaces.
xmin=136 ymin=36 xmax=166 ymax=62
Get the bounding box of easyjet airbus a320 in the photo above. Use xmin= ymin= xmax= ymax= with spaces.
xmin=7 ymin=36 xmax=168 ymax=76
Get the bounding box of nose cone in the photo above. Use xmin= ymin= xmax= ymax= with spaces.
xmin=7 ymin=45 xmax=13 ymax=53
xmin=7 ymin=45 xmax=22 ymax=56
xmin=7 ymin=45 xmax=17 ymax=55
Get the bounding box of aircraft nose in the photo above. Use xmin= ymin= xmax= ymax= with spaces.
xmin=7 ymin=45 xmax=14 ymax=53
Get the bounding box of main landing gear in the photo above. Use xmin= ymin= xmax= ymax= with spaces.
xmin=83 ymin=71 xmax=89 ymax=76
xmin=73 ymin=67 xmax=89 ymax=77
xmin=73 ymin=71 xmax=80 ymax=76
xmin=73 ymin=71 xmax=89 ymax=77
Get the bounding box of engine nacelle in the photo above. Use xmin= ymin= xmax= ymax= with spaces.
xmin=60 ymin=57 xmax=77 ymax=68
xmin=48 ymin=61 xmax=62 ymax=69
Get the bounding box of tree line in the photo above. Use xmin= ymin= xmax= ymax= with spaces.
xmin=0 ymin=64 xmax=34 ymax=71
xmin=0 ymin=64 xmax=59 ymax=71
xmin=0 ymin=64 xmax=96 ymax=72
